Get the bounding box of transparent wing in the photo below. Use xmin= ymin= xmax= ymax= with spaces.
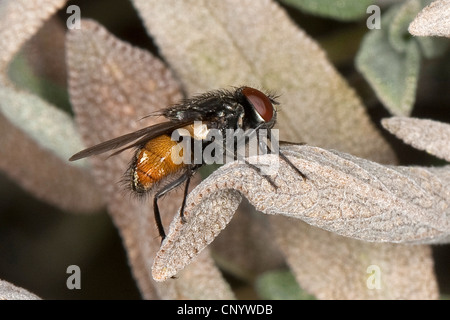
xmin=69 ymin=121 xmax=193 ymax=161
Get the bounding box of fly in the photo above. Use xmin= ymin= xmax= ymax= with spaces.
xmin=69 ymin=86 xmax=306 ymax=242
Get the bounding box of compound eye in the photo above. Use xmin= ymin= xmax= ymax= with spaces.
xmin=242 ymin=87 xmax=274 ymax=123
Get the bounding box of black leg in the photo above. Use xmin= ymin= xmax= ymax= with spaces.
xmin=265 ymin=136 xmax=308 ymax=182
xmin=179 ymin=166 xmax=200 ymax=223
xmin=153 ymin=195 xmax=167 ymax=241
xmin=229 ymin=130 xmax=278 ymax=189
xmin=243 ymin=158 xmax=278 ymax=189
xmin=153 ymin=172 xmax=190 ymax=242
xmin=153 ymin=165 xmax=199 ymax=242
xmin=277 ymin=150 xmax=307 ymax=181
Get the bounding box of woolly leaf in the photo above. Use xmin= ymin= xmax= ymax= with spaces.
xmin=356 ymin=1 xmax=422 ymax=116
xmin=280 ymin=0 xmax=374 ymax=21
xmin=382 ymin=117 xmax=450 ymax=162
xmin=0 ymin=280 xmax=41 ymax=300
xmin=409 ymin=0 xmax=450 ymax=38
xmin=271 ymin=217 xmax=438 ymax=299
xmin=152 ymin=145 xmax=449 ymax=281
xmin=0 ymin=86 xmax=103 ymax=212
xmin=0 ymin=86 xmax=84 ymax=163
xmin=0 ymin=0 xmax=67 ymax=82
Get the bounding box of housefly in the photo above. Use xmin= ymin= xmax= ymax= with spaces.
xmin=69 ymin=86 xmax=306 ymax=241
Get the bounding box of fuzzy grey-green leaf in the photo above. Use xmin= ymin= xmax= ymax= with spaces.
xmin=271 ymin=217 xmax=438 ymax=299
xmin=153 ymin=145 xmax=449 ymax=280
xmin=0 ymin=86 xmax=86 ymax=164
xmin=0 ymin=280 xmax=41 ymax=300
xmin=0 ymin=0 xmax=67 ymax=82
xmin=382 ymin=117 xmax=450 ymax=162
xmin=356 ymin=2 xmax=422 ymax=116
xmin=280 ymin=0 xmax=374 ymax=21
xmin=409 ymin=0 xmax=450 ymax=38
xmin=0 ymin=88 xmax=103 ymax=212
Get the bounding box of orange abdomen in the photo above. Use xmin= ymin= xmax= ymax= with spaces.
xmin=131 ymin=134 xmax=184 ymax=193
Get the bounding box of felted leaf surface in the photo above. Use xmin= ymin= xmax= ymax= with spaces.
xmin=132 ymin=0 xmax=396 ymax=164
xmin=271 ymin=217 xmax=439 ymax=299
xmin=409 ymin=0 xmax=450 ymax=38
xmin=21 ymin=17 xmax=68 ymax=87
xmin=0 ymin=88 xmax=103 ymax=212
xmin=0 ymin=86 xmax=85 ymax=163
xmin=0 ymin=280 xmax=41 ymax=300
xmin=9 ymin=17 xmax=70 ymax=108
xmin=211 ymin=200 xmax=285 ymax=280
xmin=66 ymin=19 xmax=234 ymax=299
xmin=280 ymin=0 xmax=374 ymax=21
xmin=0 ymin=0 xmax=67 ymax=82
xmin=153 ymin=145 xmax=449 ymax=281
xmin=0 ymin=0 xmax=104 ymax=212
xmin=389 ymin=0 xmax=448 ymax=59
xmin=382 ymin=117 xmax=450 ymax=162
xmin=356 ymin=1 xmax=422 ymax=116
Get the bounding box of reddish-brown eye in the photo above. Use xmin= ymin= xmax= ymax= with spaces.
xmin=242 ymin=87 xmax=274 ymax=122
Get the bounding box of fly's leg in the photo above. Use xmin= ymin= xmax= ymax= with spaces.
xmin=153 ymin=165 xmax=199 ymax=243
xmin=259 ymin=134 xmax=308 ymax=183
xmin=153 ymin=173 xmax=189 ymax=242
xmin=179 ymin=165 xmax=200 ymax=223
xmin=277 ymin=150 xmax=307 ymax=181
xmin=242 ymin=159 xmax=278 ymax=189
